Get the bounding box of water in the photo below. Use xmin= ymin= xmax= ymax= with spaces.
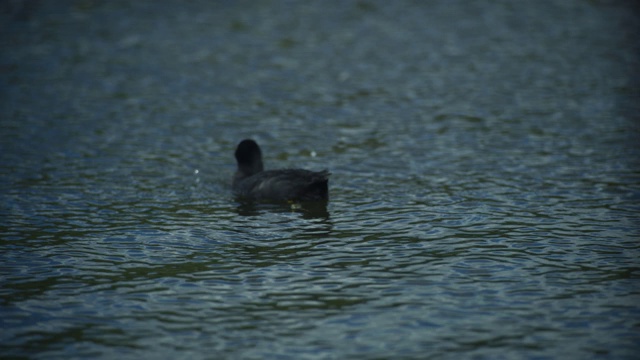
xmin=1 ymin=0 xmax=639 ymax=358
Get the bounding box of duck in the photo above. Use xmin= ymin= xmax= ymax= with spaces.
xmin=232 ymin=139 xmax=330 ymax=202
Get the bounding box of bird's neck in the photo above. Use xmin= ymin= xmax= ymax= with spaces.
xmin=235 ymin=160 xmax=264 ymax=181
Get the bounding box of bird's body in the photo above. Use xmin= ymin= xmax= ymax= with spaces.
xmin=232 ymin=139 xmax=330 ymax=202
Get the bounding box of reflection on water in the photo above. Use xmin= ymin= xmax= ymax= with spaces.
xmin=234 ymin=201 xmax=331 ymax=220
xmin=1 ymin=0 xmax=639 ymax=359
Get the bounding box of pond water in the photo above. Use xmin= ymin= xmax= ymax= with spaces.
xmin=1 ymin=0 xmax=639 ymax=358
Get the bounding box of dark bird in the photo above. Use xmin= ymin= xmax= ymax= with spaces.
xmin=232 ymin=139 xmax=330 ymax=202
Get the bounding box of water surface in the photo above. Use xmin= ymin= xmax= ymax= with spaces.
xmin=1 ymin=0 xmax=639 ymax=359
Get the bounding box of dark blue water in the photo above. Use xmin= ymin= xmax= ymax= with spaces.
xmin=2 ymin=1 xmax=639 ymax=358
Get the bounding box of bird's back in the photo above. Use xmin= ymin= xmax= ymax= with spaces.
xmin=233 ymin=169 xmax=330 ymax=202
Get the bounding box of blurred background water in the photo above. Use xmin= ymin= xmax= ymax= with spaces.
xmin=1 ymin=0 xmax=639 ymax=358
